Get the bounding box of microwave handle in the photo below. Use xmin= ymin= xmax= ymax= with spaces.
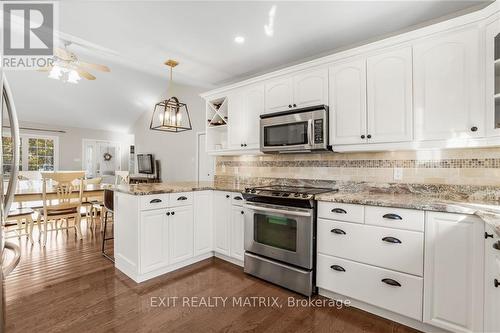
xmin=308 ymin=119 xmax=314 ymax=147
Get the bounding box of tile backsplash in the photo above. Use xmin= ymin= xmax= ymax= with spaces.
xmin=215 ymin=148 xmax=500 ymax=186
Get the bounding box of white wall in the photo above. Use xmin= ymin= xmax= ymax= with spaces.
xmin=12 ymin=121 xmax=134 ymax=171
xmin=132 ymin=83 xmax=206 ymax=181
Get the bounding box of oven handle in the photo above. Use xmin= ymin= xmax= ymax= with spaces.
xmin=243 ymin=203 xmax=312 ymax=217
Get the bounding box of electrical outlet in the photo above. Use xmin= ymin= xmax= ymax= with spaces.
xmin=393 ymin=167 xmax=403 ymax=181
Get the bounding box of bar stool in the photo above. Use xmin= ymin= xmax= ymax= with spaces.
xmin=101 ymin=189 xmax=114 ymax=262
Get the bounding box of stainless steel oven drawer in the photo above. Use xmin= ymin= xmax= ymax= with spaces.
xmin=244 ymin=252 xmax=314 ymax=296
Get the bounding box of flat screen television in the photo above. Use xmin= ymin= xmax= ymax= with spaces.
xmin=137 ymin=154 xmax=154 ymax=174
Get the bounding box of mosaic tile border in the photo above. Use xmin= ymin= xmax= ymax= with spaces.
xmin=216 ymin=158 xmax=500 ymax=169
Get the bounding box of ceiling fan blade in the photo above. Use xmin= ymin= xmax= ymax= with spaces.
xmin=76 ymin=69 xmax=96 ymax=80
xmin=77 ymin=61 xmax=110 ymax=72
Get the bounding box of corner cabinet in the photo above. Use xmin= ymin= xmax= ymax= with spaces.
xmin=413 ymin=26 xmax=484 ymax=141
xmin=264 ymin=68 xmax=328 ymax=114
xmin=423 ymin=212 xmax=484 ymax=333
xmin=213 ymin=191 xmax=232 ymax=256
xmin=486 ymin=17 xmax=500 ymax=137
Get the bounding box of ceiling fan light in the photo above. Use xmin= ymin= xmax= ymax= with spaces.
xmin=67 ymin=70 xmax=81 ymax=84
xmin=48 ymin=65 xmax=63 ymax=80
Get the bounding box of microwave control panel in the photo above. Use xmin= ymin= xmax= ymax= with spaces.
xmin=314 ymin=119 xmax=324 ymax=143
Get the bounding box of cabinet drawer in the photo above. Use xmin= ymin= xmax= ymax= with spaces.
xmin=318 ymin=219 xmax=424 ymax=276
xmin=365 ymin=206 xmax=424 ymax=232
xmin=169 ymin=192 xmax=193 ymax=207
xmin=140 ymin=194 xmax=169 ymax=211
xmin=318 ymin=202 xmax=364 ymax=224
xmin=231 ymin=193 xmax=244 ymax=206
xmin=317 ymin=254 xmax=423 ymax=320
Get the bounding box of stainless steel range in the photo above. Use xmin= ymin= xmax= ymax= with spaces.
xmin=242 ymin=185 xmax=336 ymax=296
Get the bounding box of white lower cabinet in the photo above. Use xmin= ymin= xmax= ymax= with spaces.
xmin=423 ymin=212 xmax=484 ymax=333
xmin=484 ymin=224 xmax=500 ymax=333
xmin=213 ymin=191 xmax=245 ymax=263
xmin=317 ymin=201 xmax=490 ymax=333
xmin=194 ymin=191 xmax=213 ymax=256
xmin=213 ymin=191 xmax=232 ymax=256
xmin=230 ymin=206 xmax=245 ymax=261
xmin=317 ymin=254 xmax=423 ymax=320
xmin=169 ymin=205 xmax=194 ymax=265
xmin=139 ymin=209 xmax=169 ymax=274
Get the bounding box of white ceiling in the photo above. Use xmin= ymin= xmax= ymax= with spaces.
xmin=7 ymin=0 xmax=489 ymax=133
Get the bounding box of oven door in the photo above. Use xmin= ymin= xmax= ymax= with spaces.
xmin=243 ymin=202 xmax=314 ymax=269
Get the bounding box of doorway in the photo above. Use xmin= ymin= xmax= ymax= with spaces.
xmin=82 ymin=139 xmax=122 ymax=182
xmin=197 ymin=132 xmax=215 ymax=182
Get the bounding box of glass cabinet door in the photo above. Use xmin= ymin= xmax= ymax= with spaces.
xmin=487 ymin=17 xmax=500 ymax=136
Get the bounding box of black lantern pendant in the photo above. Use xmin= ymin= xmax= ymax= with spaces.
xmin=150 ymin=60 xmax=192 ymax=132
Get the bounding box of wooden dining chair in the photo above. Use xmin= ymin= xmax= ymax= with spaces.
xmin=39 ymin=171 xmax=85 ymax=246
xmin=81 ymin=177 xmax=103 ymax=229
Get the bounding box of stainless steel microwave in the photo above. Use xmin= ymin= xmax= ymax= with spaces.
xmin=260 ymin=105 xmax=330 ymax=153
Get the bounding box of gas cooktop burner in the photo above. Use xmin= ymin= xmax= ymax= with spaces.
xmin=244 ymin=185 xmax=336 ymax=200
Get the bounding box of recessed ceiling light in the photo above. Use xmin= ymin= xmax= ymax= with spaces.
xmin=234 ymin=36 xmax=245 ymax=44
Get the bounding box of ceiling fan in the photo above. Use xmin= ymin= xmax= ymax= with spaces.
xmin=39 ymin=43 xmax=111 ymax=83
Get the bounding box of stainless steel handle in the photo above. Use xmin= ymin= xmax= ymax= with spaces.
xmin=243 ymin=203 xmax=311 ymax=217
xmin=3 ymin=241 xmax=21 ymax=277
xmin=307 ymin=119 xmax=313 ymax=147
xmin=2 ymin=76 xmax=20 ymax=214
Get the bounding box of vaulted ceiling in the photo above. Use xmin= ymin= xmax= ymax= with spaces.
xmin=6 ymin=0 xmax=490 ymax=133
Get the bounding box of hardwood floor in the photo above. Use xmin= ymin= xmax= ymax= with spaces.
xmin=5 ymin=218 xmax=421 ymax=333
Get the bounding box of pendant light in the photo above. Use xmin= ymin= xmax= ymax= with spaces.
xmin=150 ymin=60 xmax=192 ymax=132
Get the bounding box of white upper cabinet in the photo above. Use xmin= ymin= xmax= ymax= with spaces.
xmin=423 ymin=212 xmax=484 ymax=333
xmin=264 ymin=76 xmax=293 ymax=113
xmin=293 ymin=68 xmax=329 ymax=108
xmin=329 ymin=59 xmax=367 ymax=145
xmin=242 ymin=84 xmax=264 ymax=149
xmin=264 ymin=68 xmax=328 ymax=114
xmin=486 ymin=18 xmax=500 ymax=136
xmin=367 ymin=47 xmax=413 ymax=143
xmin=413 ymin=26 xmax=484 ymax=141
xmin=227 ymin=90 xmax=245 ymax=150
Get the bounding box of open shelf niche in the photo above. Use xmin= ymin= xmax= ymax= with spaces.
xmin=206 ymin=96 xmax=229 ymax=151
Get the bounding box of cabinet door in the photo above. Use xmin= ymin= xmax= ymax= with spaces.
xmin=367 ymin=47 xmax=413 ymax=143
xmin=213 ymin=191 xmax=231 ymax=256
xmin=242 ymin=84 xmax=264 ymax=149
xmin=424 ymin=212 xmax=484 ymax=333
xmin=194 ymin=191 xmax=213 ymax=256
xmin=264 ymin=76 xmax=293 ymax=113
xmin=413 ymin=27 xmax=484 ymax=141
xmin=486 ymin=19 xmax=500 ymax=137
xmin=329 ymin=59 xmax=367 ymax=145
xmin=484 ymin=224 xmax=500 ymax=332
xmin=293 ymin=68 xmax=328 ymax=108
xmin=227 ymin=90 xmax=245 ymax=149
xmin=230 ymin=206 xmax=245 ymax=261
xmin=140 ymin=209 xmax=169 ymax=274
xmin=169 ymin=205 xmax=194 ymax=265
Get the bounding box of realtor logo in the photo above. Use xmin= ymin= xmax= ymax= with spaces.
xmin=1 ymin=1 xmax=58 ymax=69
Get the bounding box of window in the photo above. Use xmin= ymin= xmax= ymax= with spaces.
xmin=28 ymin=138 xmax=55 ymax=171
xmin=2 ymin=134 xmax=58 ymax=174
xmin=2 ymin=136 xmax=22 ymax=174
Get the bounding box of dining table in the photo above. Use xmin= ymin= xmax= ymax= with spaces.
xmin=6 ymin=180 xmax=113 ymax=205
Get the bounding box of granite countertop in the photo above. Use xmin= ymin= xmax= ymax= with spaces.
xmin=315 ymin=191 xmax=500 ymax=215
xmin=112 ymin=181 xmax=245 ymax=196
